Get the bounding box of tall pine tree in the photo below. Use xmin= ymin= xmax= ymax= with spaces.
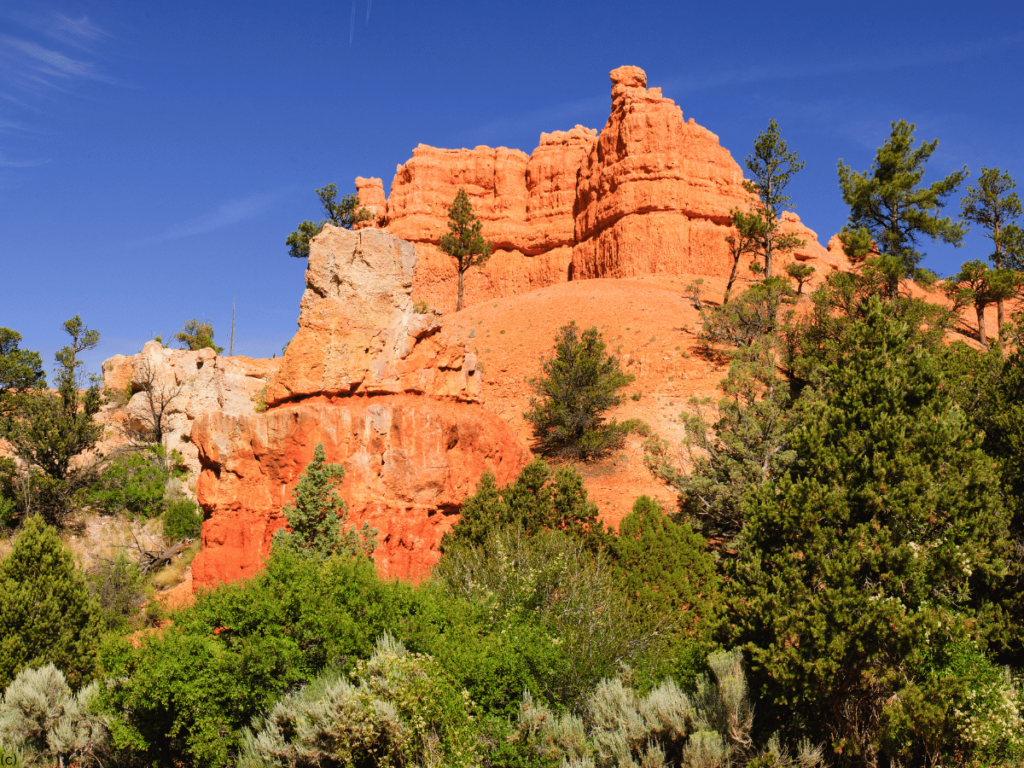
xmin=0 ymin=516 xmax=102 ymax=689
xmin=727 ymin=298 xmax=1009 ymax=764
xmin=838 ymin=120 xmax=967 ymax=298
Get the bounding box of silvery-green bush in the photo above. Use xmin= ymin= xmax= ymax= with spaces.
xmin=0 ymin=663 xmax=109 ymax=767
xmin=513 ymin=649 xmax=824 ymax=768
xmin=239 ymin=633 xmax=477 ymax=768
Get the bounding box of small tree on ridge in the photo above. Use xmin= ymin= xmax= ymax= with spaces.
xmin=439 ymin=188 xmax=491 ymax=311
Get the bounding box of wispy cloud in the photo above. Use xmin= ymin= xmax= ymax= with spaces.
xmin=2 ymin=36 xmax=102 ymax=81
xmin=47 ymin=14 xmax=110 ymax=48
xmin=665 ymin=36 xmax=1019 ymax=96
xmin=0 ymin=153 xmax=49 ymax=168
xmin=135 ymin=189 xmax=296 ymax=246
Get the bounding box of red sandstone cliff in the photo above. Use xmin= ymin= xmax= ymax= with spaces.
xmin=357 ymin=66 xmax=844 ymax=311
xmin=188 ymin=226 xmax=531 ymax=588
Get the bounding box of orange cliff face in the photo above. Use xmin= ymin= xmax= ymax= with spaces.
xmin=356 ymin=65 xmax=843 ymax=311
xmin=189 ymin=226 xmax=532 ymax=589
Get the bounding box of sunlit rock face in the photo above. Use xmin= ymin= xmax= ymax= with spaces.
xmin=356 ymin=65 xmax=843 ymax=311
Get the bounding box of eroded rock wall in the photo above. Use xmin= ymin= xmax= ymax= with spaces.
xmin=188 ymin=226 xmax=531 ymax=587
xmin=101 ymin=343 xmax=277 ymax=477
xmin=358 ymin=66 xmax=844 ymax=310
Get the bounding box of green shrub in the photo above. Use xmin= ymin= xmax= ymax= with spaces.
xmin=441 ymin=458 xmax=606 ymax=553
xmin=163 ymin=498 xmax=203 ymax=542
xmin=99 ymin=548 xmax=421 ymax=767
xmin=0 ymin=663 xmax=110 ymax=766
xmin=85 ymin=446 xmax=182 ymax=520
xmin=0 ymin=517 xmax=102 ymax=690
xmin=880 ymin=639 xmax=1024 ymax=766
xmin=525 ymin=321 xmax=634 ymax=461
xmin=434 ymin=528 xmax=659 ymax=711
xmin=610 ymin=497 xmax=718 ymax=634
xmin=272 ymin=443 xmax=376 ymax=560
xmin=413 ymin=300 xmax=429 ymax=314
xmin=239 ymin=634 xmax=478 ymax=768
xmin=85 ymin=554 xmax=145 ymax=633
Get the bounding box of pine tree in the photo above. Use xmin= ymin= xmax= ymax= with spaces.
xmin=2 ymin=317 xmax=103 ymax=522
xmin=737 ymin=119 xmax=806 ymax=279
xmin=943 ymin=260 xmax=1019 ymax=348
xmin=441 ymin=457 xmax=606 ymax=553
xmin=838 ymin=120 xmax=967 ymax=298
xmin=610 ymin=496 xmax=717 ymax=630
xmin=785 ymin=262 xmax=815 ymax=295
xmin=438 ymin=188 xmax=492 ymax=311
xmin=272 ymin=443 xmax=376 ymax=560
xmin=0 ymin=517 xmax=102 ymax=690
xmin=0 ymin=327 xmax=45 ymax=415
xmin=960 ymin=167 xmax=1024 ymax=333
xmin=525 ymin=321 xmax=634 ymax=460
xmin=174 ymin=318 xmax=223 ymax=353
xmin=726 ymin=299 xmax=1009 ymax=763
xmin=286 ymin=184 xmax=372 ymax=259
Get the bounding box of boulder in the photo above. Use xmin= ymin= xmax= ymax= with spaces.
xmin=101 ymin=341 xmax=277 ymax=477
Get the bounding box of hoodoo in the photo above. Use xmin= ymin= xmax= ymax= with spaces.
xmin=355 ymin=66 xmax=844 ymax=311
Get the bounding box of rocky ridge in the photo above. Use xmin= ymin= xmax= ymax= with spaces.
xmin=356 ymin=66 xmax=845 ymax=311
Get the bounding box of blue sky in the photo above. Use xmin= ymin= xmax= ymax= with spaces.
xmin=1 ymin=0 xmax=1021 ymax=378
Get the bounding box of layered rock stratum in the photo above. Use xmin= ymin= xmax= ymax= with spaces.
xmin=186 ymin=227 xmax=530 ymax=587
xmin=356 ymin=65 xmax=844 ymax=311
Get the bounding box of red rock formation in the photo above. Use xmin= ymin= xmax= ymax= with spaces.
xmin=379 ymin=127 xmax=597 ymax=311
xmin=266 ymin=226 xmax=479 ymax=406
xmin=190 ymin=226 xmax=531 ymax=589
xmin=190 ymin=396 xmax=530 ymax=586
xmin=357 ymin=66 xmax=843 ymax=309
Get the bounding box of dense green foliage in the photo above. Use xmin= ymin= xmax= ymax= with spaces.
xmin=174 ymin=318 xmax=223 ymax=353
xmin=838 ymin=120 xmax=967 ymax=294
xmin=525 ymin=321 xmax=634 ymax=460
xmin=99 ymin=549 xmax=413 ymax=766
xmin=163 ymin=497 xmax=203 ymax=542
xmin=610 ymin=496 xmax=718 ymax=632
xmin=286 ymin=183 xmax=372 ymax=259
xmin=0 ymin=517 xmax=102 ymax=691
xmin=85 ymin=446 xmax=182 ymax=519
xmin=727 ymin=299 xmax=1012 ymax=763
xmin=272 ymin=443 xmax=377 ymax=560
xmin=441 ymin=457 xmax=606 ymax=553
xmin=438 ymin=187 xmax=492 ymax=311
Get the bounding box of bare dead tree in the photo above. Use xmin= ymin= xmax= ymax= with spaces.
xmin=123 ymin=358 xmax=187 ymax=447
